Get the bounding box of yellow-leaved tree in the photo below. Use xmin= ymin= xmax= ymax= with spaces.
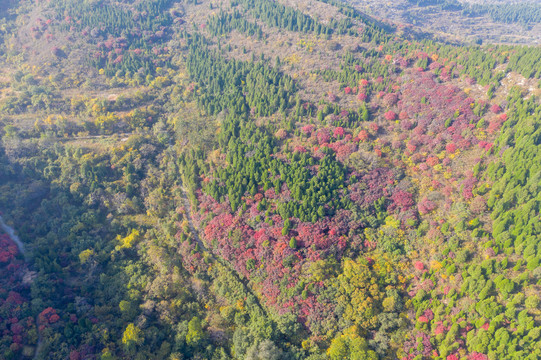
xmin=116 ymin=229 xmax=140 ymax=250
xmin=78 ymin=249 xmax=94 ymax=264
xmin=327 ymin=327 xmax=378 ymax=360
xmin=122 ymin=323 xmax=143 ymax=351
xmin=332 ymin=259 xmax=384 ymax=329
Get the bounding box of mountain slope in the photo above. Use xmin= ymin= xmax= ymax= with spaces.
xmin=0 ymin=0 xmax=540 ymax=359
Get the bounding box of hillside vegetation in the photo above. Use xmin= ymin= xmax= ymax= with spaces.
xmin=0 ymin=0 xmax=541 ymax=359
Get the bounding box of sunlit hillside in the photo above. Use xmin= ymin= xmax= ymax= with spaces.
xmin=0 ymin=0 xmax=540 ymax=359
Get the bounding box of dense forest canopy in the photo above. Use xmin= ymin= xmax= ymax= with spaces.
xmin=0 ymin=0 xmax=541 ymax=359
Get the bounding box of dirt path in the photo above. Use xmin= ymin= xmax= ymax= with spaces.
xmin=58 ymin=133 xmax=133 ymax=141
xmin=0 ymin=215 xmax=26 ymax=260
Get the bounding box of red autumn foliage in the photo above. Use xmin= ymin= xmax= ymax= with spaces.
xmin=369 ymin=123 xmax=379 ymax=133
xmin=197 ymin=186 xmax=353 ymax=320
xmin=418 ymin=198 xmax=437 ymax=214
xmin=39 ymin=307 xmax=60 ymax=325
xmin=390 ymin=190 xmax=414 ymax=211
xmin=333 ymin=127 xmax=345 ymax=138
xmin=469 ymin=353 xmax=489 ymax=360
xmin=384 ymin=111 xmax=397 ymax=121
xmin=356 ymin=129 xmax=369 ymax=142
xmin=490 ymin=104 xmax=501 ymax=114
xmin=0 ymin=237 xmax=33 ymax=352
xmin=0 ymin=237 xmax=18 ymax=263
xmin=426 ymin=156 xmax=439 ymax=167
xmin=350 ymin=168 xmax=394 ymax=208
xmin=332 ymin=142 xmax=357 ymax=162
xmin=461 ymin=176 xmax=477 ymax=200
xmin=317 ymin=128 xmax=331 ymax=144
xmin=443 ymin=286 xmax=451 ymax=295
xmin=446 ymin=142 xmax=457 ymax=153
xmin=429 ymin=61 xmax=442 ymax=70
xmin=440 ymin=67 xmax=451 ymax=81
xmin=419 ymin=163 xmax=429 ymax=171
xmin=6 ymin=291 xmax=24 ymax=305
xmin=487 ymin=120 xmax=502 ymax=134
xmin=383 ymin=93 xmax=399 ymax=107
xmin=301 ymin=124 xmax=315 ymax=136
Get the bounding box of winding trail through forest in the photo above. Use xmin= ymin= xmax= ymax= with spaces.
xmin=0 ymin=215 xmax=26 ymax=260
xmin=0 ymin=215 xmax=43 ymax=359
xmin=58 ymin=133 xmax=133 ymax=141
xmin=179 ymin=185 xmax=269 ymax=316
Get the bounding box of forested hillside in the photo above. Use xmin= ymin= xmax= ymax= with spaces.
xmin=0 ymin=0 xmax=541 ymax=359
xmin=352 ymin=0 xmax=541 ymax=45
